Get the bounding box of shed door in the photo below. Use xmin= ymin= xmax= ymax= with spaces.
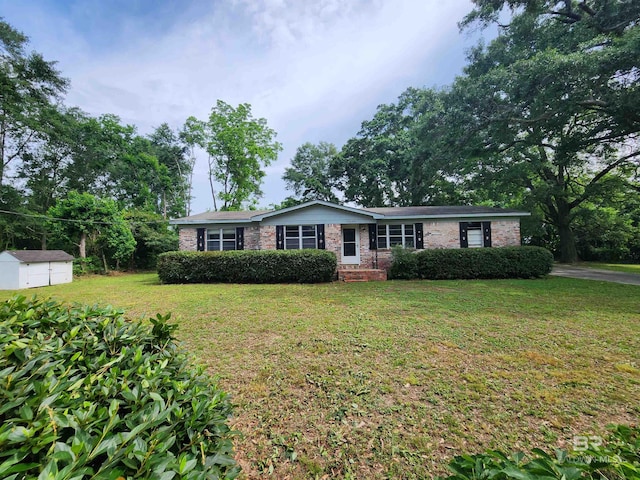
xmin=50 ymin=262 xmax=72 ymax=285
xmin=26 ymin=263 xmax=50 ymax=288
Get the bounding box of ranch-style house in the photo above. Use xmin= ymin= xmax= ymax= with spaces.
xmin=170 ymin=200 xmax=529 ymax=279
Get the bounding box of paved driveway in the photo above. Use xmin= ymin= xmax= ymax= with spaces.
xmin=551 ymin=265 xmax=640 ymax=286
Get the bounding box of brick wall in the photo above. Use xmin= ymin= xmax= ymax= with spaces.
xmin=422 ymin=219 xmax=521 ymax=249
xmin=179 ymin=228 xmax=198 ymax=251
xmin=178 ymin=219 xmax=522 ymax=258
xmin=325 ymin=224 xmax=341 ymax=261
xmin=259 ymin=225 xmax=277 ymax=250
xmin=245 ymin=225 xmax=261 ymax=250
xmin=375 ymin=249 xmax=394 ymax=270
xmin=423 ymin=221 xmax=461 ymax=249
xmin=491 ymin=220 xmax=521 ymax=247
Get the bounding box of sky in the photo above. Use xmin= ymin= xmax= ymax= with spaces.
xmin=1 ymin=0 xmax=492 ymax=214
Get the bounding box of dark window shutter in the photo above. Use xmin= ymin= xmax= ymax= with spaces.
xmin=414 ymin=222 xmax=424 ymax=249
xmin=368 ymin=224 xmax=377 ymax=250
xmin=459 ymin=222 xmax=468 ymax=248
xmin=316 ymin=224 xmax=325 ymax=250
xmin=276 ymin=225 xmax=284 ymax=250
xmin=236 ymin=227 xmax=244 ymax=250
xmin=482 ymin=221 xmax=492 ymax=247
xmin=196 ymin=228 xmax=205 ymax=251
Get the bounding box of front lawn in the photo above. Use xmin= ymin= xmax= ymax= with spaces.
xmin=1 ymin=274 xmax=638 ymax=478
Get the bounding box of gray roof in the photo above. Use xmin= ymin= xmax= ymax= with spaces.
xmin=170 ymin=201 xmax=529 ymax=225
xmin=3 ymin=250 xmax=74 ymax=262
xmin=171 ymin=210 xmax=271 ymax=223
xmin=363 ymin=206 xmax=528 ymax=218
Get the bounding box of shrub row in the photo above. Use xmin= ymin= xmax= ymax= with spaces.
xmin=0 ymin=296 xmax=239 ymax=480
xmin=157 ymin=250 xmax=338 ymax=284
xmin=438 ymin=424 xmax=639 ymax=480
xmin=389 ymin=246 xmax=554 ymax=280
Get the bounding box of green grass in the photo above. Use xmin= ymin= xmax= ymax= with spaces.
xmin=1 ymin=274 xmax=639 ymax=479
xmin=577 ymin=262 xmax=640 ymax=275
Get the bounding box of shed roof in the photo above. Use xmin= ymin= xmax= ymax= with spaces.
xmin=2 ymin=250 xmax=74 ymax=263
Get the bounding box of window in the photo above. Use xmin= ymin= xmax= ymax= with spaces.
xmin=460 ymin=221 xmax=491 ymax=248
xmin=207 ymin=228 xmax=237 ymax=251
xmin=467 ymin=222 xmax=483 ymax=248
xmin=343 ymin=228 xmax=357 ymax=257
xmin=377 ymin=224 xmax=415 ymax=249
xmin=285 ymin=225 xmax=317 ymax=250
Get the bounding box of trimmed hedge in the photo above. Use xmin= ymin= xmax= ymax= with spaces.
xmin=389 ymin=246 xmax=553 ymax=280
xmin=0 ymin=296 xmax=239 ymax=480
xmin=157 ymin=249 xmax=338 ymax=284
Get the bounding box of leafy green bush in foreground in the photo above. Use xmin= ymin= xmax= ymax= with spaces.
xmin=390 ymin=246 xmax=554 ymax=280
xmin=157 ymin=250 xmax=337 ymax=284
xmin=439 ymin=424 xmax=640 ymax=480
xmin=0 ymin=296 xmax=239 ymax=480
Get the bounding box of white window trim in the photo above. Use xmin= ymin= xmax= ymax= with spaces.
xmin=377 ymin=224 xmax=415 ymax=249
xmin=206 ymin=228 xmax=236 ymax=251
xmin=284 ymin=225 xmax=317 ymax=250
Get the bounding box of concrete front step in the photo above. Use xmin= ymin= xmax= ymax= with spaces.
xmin=337 ymin=269 xmax=387 ymax=282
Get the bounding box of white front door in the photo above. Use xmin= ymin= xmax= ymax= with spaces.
xmin=341 ymin=225 xmax=360 ymax=264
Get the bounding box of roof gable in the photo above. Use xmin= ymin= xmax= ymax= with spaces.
xmin=251 ymin=200 xmax=381 ymax=221
xmin=256 ymin=202 xmax=381 ymax=226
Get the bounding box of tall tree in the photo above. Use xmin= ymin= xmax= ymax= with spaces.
xmin=148 ymin=123 xmax=190 ymax=218
xmin=0 ymin=18 xmax=68 ymax=185
xmin=179 ymin=117 xmax=201 ymax=215
xmin=18 ymin=105 xmax=80 ymax=216
xmin=332 ymin=88 xmax=463 ymax=207
xmin=447 ymin=0 xmax=640 ymax=262
xmin=47 ymin=191 xmax=135 ymax=270
xmin=283 ymin=142 xmax=339 ymax=203
xmin=183 ymin=100 xmax=282 ymax=211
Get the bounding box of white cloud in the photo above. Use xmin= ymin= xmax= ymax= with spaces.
xmin=2 ymin=0 xmax=479 ymax=212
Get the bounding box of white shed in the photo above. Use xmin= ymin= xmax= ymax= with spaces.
xmin=0 ymin=250 xmax=74 ymax=290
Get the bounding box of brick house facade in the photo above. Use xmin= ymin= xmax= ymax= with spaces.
xmin=173 ymin=201 xmax=528 ymax=275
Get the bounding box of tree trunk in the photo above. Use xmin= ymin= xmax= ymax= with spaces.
xmin=162 ymin=190 xmax=167 ymax=219
xmin=0 ymin=123 xmax=6 ymax=186
xmin=79 ymin=231 xmax=87 ymax=258
xmin=41 ymin=232 xmax=47 ymax=250
xmin=556 ymin=201 xmax=578 ymax=263
xmin=557 ymin=222 xmax=578 ymax=263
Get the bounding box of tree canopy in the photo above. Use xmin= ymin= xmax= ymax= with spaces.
xmin=0 ymin=19 xmax=190 ymax=268
xmin=0 ymin=18 xmax=68 ymax=185
xmin=293 ymin=1 xmax=639 ymax=262
xmin=283 ymin=142 xmax=339 ymax=203
xmin=320 ymin=88 xmax=466 ymax=208
xmin=47 ymin=191 xmax=135 ymax=270
xmin=182 ymin=101 xmax=282 ymax=211
xmin=445 ymin=0 xmax=640 ymax=261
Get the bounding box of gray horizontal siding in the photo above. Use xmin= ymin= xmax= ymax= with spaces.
xmin=260 ymin=205 xmax=375 ymax=226
xmin=193 ymin=222 xmax=255 ymax=230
